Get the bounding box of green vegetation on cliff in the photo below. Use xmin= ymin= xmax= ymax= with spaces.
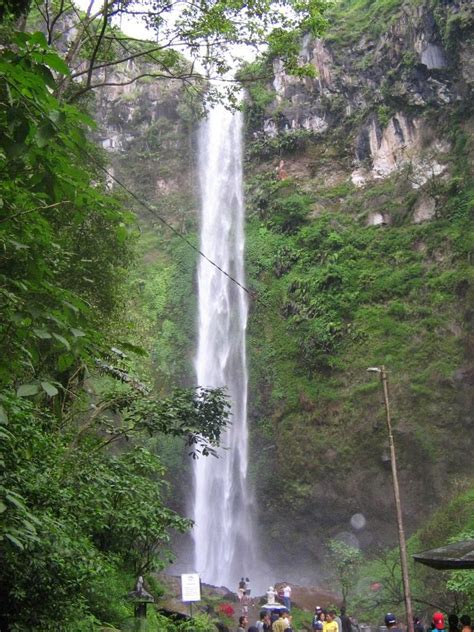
xmin=244 ymin=110 xmax=473 ymax=551
xmin=236 ymin=0 xmax=474 ymax=603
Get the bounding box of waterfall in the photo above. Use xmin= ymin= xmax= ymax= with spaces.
xmin=192 ymin=104 xmax=259 ymax=590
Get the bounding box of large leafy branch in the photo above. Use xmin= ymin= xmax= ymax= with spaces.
xmin=73 ymin=380 xmax=231 ymax=457
xmin=24 ymin=0 xmax=329 ymax=102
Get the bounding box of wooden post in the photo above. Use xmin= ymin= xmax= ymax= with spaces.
xmin=380 ymin=366 xmax=414 ymax=632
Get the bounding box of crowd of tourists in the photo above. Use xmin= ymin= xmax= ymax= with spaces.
xmin=384 ymin=611 xmax=473 ymax=632
xmin=234 ymin=585 xmax=474 ymax=632
xmin=236 ymin=603 xmax=352 ymax=632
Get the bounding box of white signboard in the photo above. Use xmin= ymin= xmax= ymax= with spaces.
xmin=181 ymin=573 xmax=201 ymax=602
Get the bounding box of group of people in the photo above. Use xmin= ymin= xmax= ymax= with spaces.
xmin=311 ymin=606 xmax=353 ymax=632
xmin=236 ymin=581 xmax=294 ymax=631
xmin=234 ymin=576 xmax=474 ymax=632
xmin=237 ymin=609 xmax=294 ymax=632
xmin=237 ymin=604 xmax=349 ymax=632
xmin=236 ymin=599 xmax=474 ymax=632
xmin=384 ymin=611 xmax=473 ymax=632
xmin=238 ymin=578 xmax=252 ymax=604
xmin=266 ymin=585 xmax=292 ymax=611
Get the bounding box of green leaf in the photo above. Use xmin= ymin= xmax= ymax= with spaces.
xmin=35 ymin=122 xmax=56 ymax=148
xmin=21 ymin=519 xmax=38 ymax=533
xmin=57 ymin=353 xmax=74 ymax=371
xmin=13 ymin=120 xmax=30 ymax=144
xmin=33 ymin=328 xmax=52 ymax=339
xmin=44 ymin=52 xmax=70 ymax=75
xmin=5 ymin=533 xmax=24 ymax=550
xmin=52 ymin=333 xmax=71 ymax=350
xmin=70 ymin=328 xmax=86 ymax=338
xmin=0 ymin=405 xmax=8 ymax=424
xmin=63 ymin=300 xmax=80 ymax=314
xmin=5 ymin=493 xmax=26 ymax=510
xmin=116 ymin=224 xmax=128 ymax=243
xmin=17 ymin=383 xmax=39 ymax=397
xmin=37 ymin=65 xmax=57 ymax=90
xmin=41 ymin=381 xmax=59 ymax=397
xmin=13 ymin=32 xmax=29 ymax=46
xmin=5 ymin=141 xmax=27 ymax=159
xmin=29 ymin=32 xmax=48 ymax=47
xmin=9 ymin=241 xmax=29 ymax=251
xmin=48 ymin=110 xmax=66 ymax=126
xmin=70 ymin=109 xmax=95 ymax=128
xmin=117 ymin=341 xmax=148 ymax=357
xmin=0 ymin=501 xmax=6 ymax=513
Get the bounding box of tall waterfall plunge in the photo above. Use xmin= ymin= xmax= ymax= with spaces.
xmin=193 ymin=104 xmax=261 ymax=590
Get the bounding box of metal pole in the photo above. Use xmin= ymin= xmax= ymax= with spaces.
xmin=380 ymin=366 xmax=414 ymax=632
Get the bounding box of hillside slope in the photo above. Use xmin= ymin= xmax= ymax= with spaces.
xmin=241 ymin=0 xmax=474 ymax=581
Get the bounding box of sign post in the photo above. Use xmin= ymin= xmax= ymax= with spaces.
xmin=181 ymin=573 xmax=201 ymax=618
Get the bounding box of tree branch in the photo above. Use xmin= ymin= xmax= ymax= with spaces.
xmin=70 ymin=38 xmax=179 ymax=79
xmin=69 ymin=71 xmax=201 ymax=100
xmin=0 ymin=201 xmax=72 ymax=224
xmin=70 ymin=394 xmax=131 ymax=448
xmin=86 ymin=1 xmax=109 ymax=91
xmin=47 ymin=0 xmax=69 ymax=44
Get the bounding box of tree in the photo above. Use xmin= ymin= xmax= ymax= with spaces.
xmin=0 ymin=0 xmax=31 ymax=22
xmin=328 ymin=539 xmax=363 ymax=609
xmin=0 ymin=28 xmax=231 ymax=630
xmin=0 ymin=30 xmax=135 ymax=389
xmin=0 ymin=383 xmax=230 ymax=628
xmin=27 ymin=0 xmax=328 ymax=102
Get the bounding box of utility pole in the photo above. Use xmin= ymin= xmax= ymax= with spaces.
xmin=368 ymin=366 xmax=414 ymax=632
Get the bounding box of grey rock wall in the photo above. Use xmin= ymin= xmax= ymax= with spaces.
xmin=253 ymin=0 xmax=472 ymax=186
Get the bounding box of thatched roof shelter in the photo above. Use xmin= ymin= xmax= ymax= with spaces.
xmin=413 ymin=540 xmax=474 ymax=570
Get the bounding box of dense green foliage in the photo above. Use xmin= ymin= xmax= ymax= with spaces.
xmin=0 ymin=27 xmax=230 ymax=632
xmin=244 ymin=124 xmax=473 ymax=544
xmin=0 ymin=0 xmax=31 ymax=22
xmin=0 ymin=30 xmax=133 ymax=387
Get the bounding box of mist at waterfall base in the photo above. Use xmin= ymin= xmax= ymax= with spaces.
xmin=191 ymin=103 xmax=271 ymax=595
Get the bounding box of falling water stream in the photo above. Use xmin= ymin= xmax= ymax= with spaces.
xmin=192 ymin=104 xmax=260 ymax=590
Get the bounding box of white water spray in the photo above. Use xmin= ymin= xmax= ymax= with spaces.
xmin=193 ymin=104 xmax=259 ymax=590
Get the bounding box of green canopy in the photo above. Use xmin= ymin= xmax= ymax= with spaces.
xmin=413 ymin=540 xmax=474 ymax=570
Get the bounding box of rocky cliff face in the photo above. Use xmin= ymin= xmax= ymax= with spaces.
xmin=256 ymin=0 xmax=472 ymax=191
xmin=92 ymin=60 xmax=201 ymax=231
xmin=242 ymin=0 xmax=474 ymax=583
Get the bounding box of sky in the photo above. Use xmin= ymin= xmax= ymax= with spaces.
xmin=73 ymin=0 xmax=154 ymax=40
xmin=72 ymin=0 xmax=262 ymax=67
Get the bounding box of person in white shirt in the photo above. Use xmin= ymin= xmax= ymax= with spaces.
xmin=282 ymin=584 xmax=292 ymax=611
